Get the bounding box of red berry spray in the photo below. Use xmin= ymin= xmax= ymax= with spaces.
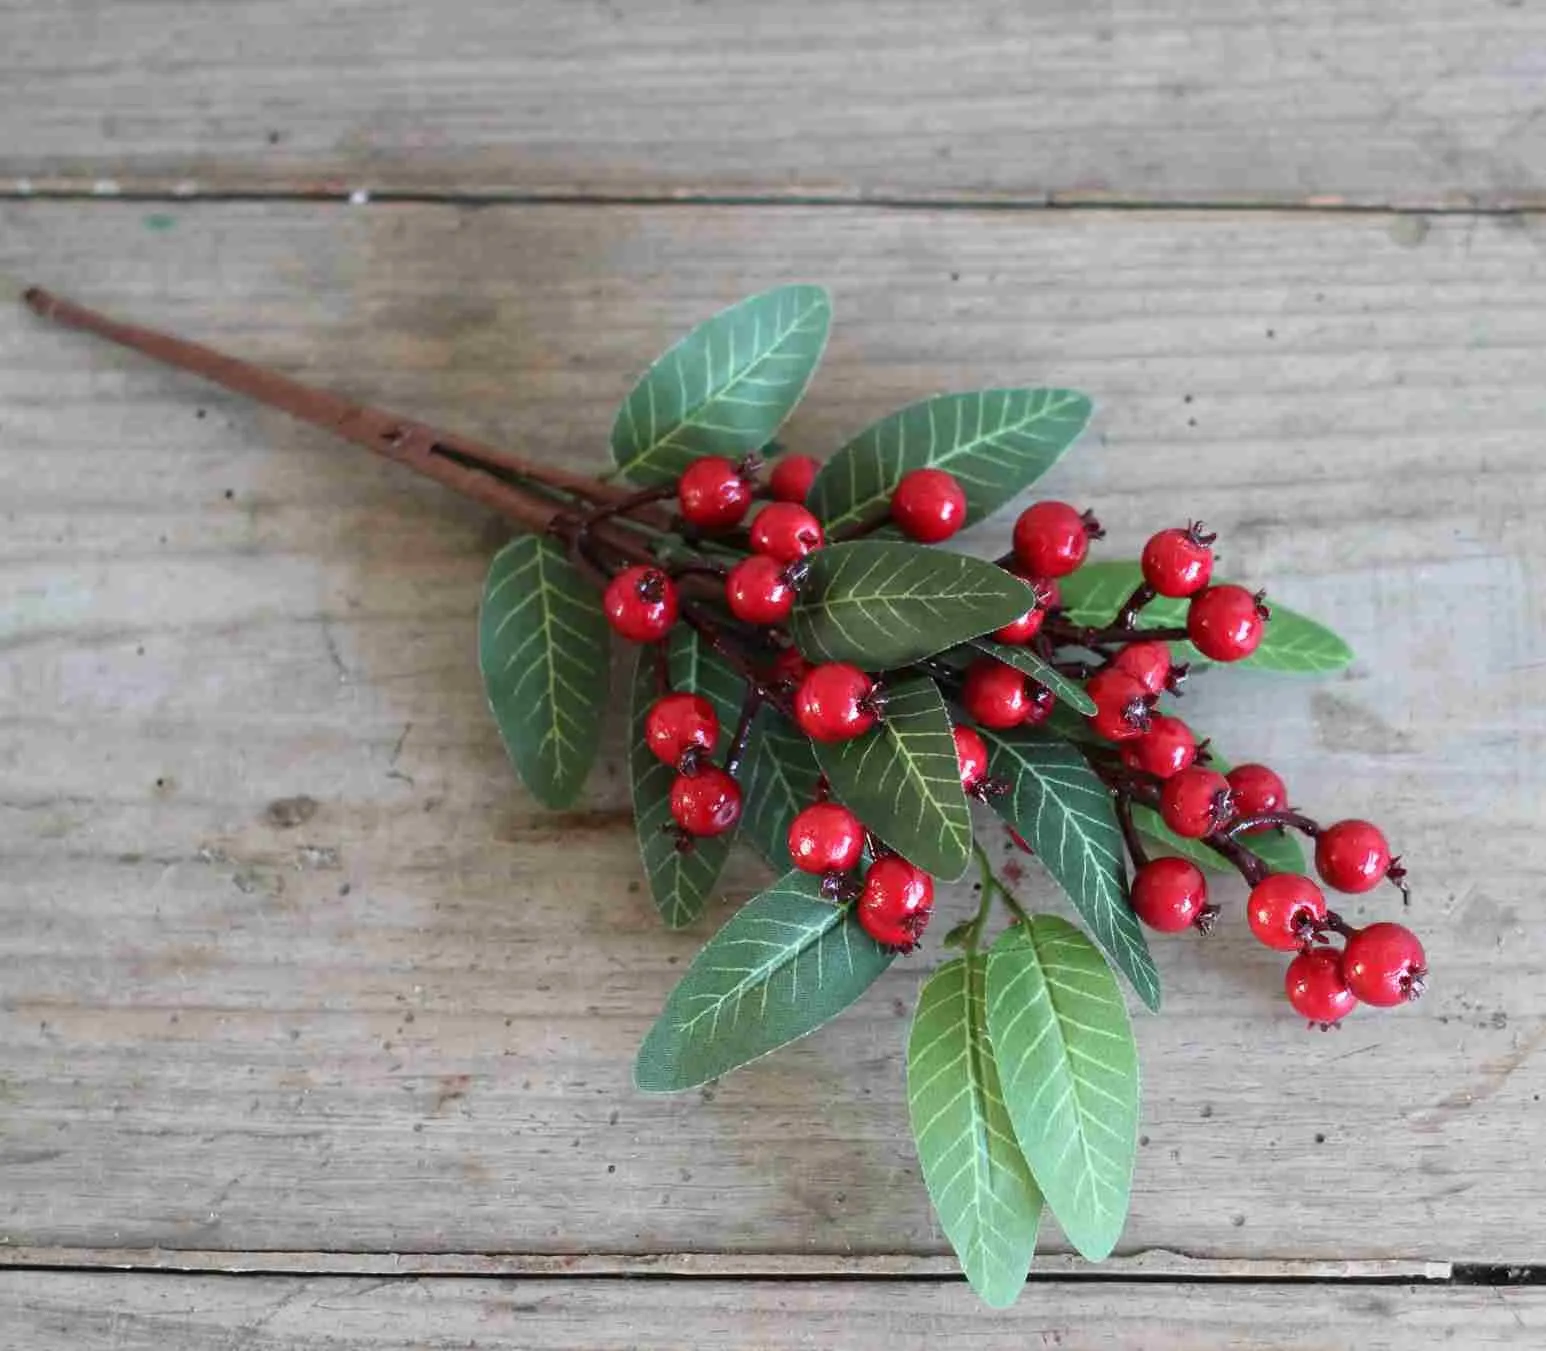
xmin=857 ymin=856 xmax=934 ymax=951
xmin=725 ymin=554 xmax=795 ymax=625
xmin=603 ymin=566 xmax=679 ymax=643
xmin=750 ymin=502 xmax=825 ymax=563
xmin=1130 ymin=858 xmax=1211 ymax=933
xmin=1285 ymin=948 xmax=1357 ymax=1025
xmin=1341 ymin=922 xmax=1426 ymax=1006
xmin=794 ymin=664 xmax=879 ymax=742
xmin=669 ymin=766 xmax=743 ymax=837
xmin=1141 ymin=523 xmax=1215 ymax=598
xmin=677 ymin=456 xmax=751 ymax=531
xmin=890 ymin=468 xmax=968 ymax=543
xmin=787 ymin=802 xmax=865 ymax=874
xmin=1013 ymin=501 xmax=1099 ymax=578
xmin=1315 ymin=819 xmax=1393 ymax=894
xmin=1187 ymin=585 xmax=1269 ymax=662
xmin=768 ymin=454 xmax=820 ymax=504
xmin=1159 ymin=766 xmax=1233 ymax=838
xmin=644 ymin=692 xmax=719 ymax=767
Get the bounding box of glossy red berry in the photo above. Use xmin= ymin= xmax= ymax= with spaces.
xmin=1187 ymin=585 xmax=1268 ymax=662
xmin=890 ymin=468 xmax=968 ymax=543
xmin=993 ymin=575 xmax=1059 ymax=644
xmin=1130 ymin=858 xmax=1209 ymax=933
xmin=769 ymin=454 xmax=820 ymax=504
xmin=725 ymin=554 xmax=795 ymax=625
xmin=1159 ymin=766 xmax=1233 ymax=838
xmin=1341 ymin=922 xmax=1427 ymax=1006
xmin=603 ymin=566 xmax=679 ymax=643
xmin=644 ymin=692 xmax=719 ymax=767
xmin=749 ymin=502 xmax=824 ymax=563
xmin=1315 ymin=819 xmax=1392 ymax=894
xmin=858 ymin=856 xmax=934 ymax=951
xmin=1246 ymin=873 xmax=1327 ymax=951
xmin=961 ymin=657 xmax=1030 ymax=730
xmin=669 ymin=766 xmax=742 ymax=837
xmin=794 ymin=663 xmax=878 ymax=743
xmin=953 ymin=725 xmax=990 ymax=792
xmin=1141 ymin=524 xmax=1215 ymax=598
xmin=1022 ymin=681 xmax=1055 ymax=727
xmin=787 ymin=802 xmax=864 ymax=874
xmin=1122 ymin=714 xmax=1197 ymax=780
xmin=1085 ymin=669 xmax=1154 ymax=742
xmin=768 ymin=646 xmax=810 ymax=688
xmin=677 ymin=456 xmax=751 ymax=531
xmin=1111 ymin=640 xmax=1173 ymax=695
xmin=1227 ymin=764 xmax=1287 ymax=828
xmin=1013 ymin=501 xmax=1096 ymax=579
xmin=1285 ymin=948 xmax=1358 ymax=1025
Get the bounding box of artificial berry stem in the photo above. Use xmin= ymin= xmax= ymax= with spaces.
xmin=1114 ymin=583 xmax=1157 ymax=630
xmin=1113 ymin=795 xmax=1151 ymax=869
xmin=1043 ymin=619 xmax=1191 ymax=648
xmin=723 ymin=687 xmax=764 ymax=777
xmin=1223 ymin=810 xmax=1323 ymax=840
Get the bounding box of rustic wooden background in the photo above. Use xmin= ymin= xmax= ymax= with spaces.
xmin=2 ymin=1 xmax=1543 ymax=1346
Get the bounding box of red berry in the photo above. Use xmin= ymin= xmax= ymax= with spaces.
xmin=1123 ymin=714 xmax=1196 ymax=779
xmin=1341 ymin=922 xmax=1427 ymax=1006
xmin=993 ymin=575 xmax=1059 ymax=644
xmin=603 ymin=566 xmax=679 ymax=643
xmin=1141 ymin=525 xmax=1214 ymax=598
xmin=669 ymin=766 xmax=743 ymax=837
xmin=769 ymin=454 xmax=820 ymax=504
xmin=1159 ymin=766 xmax=1233 ymax=838
xmin=1111 ymin=640 xmax=1173 ymax=695
xmin=749 ymin=502 xmax=824 ymax=563
xmin=787 ymin=802 xmax=864 ymax=874
xmin=725 ymin=554 xmax=795 ymax=625
xmin=1022 ymin=682 xmax=1055 ymax=727
xmin=1085 ymin=669 xmax=1154 ymax=742
xmin=953 ymin=725 xmax=990 ymax=792
xmin=677 ymin=456 xmax=751 ymax=530
xmin=794 ymin=663 xmax=877 ymax=743
xmin=857 ymin=856 xmax=934 ymax=951
xmin=1246 ymin=873 xmax=1327 ymax=951
xmin=768 ymin=646 xmax=810 ymax=688
xmin=644 ymin=692 xmax=719 ymax=767
xmin=961 ymin=657 xmax=1030 ymax=730
xmin=890 ymin=468 xmax=968 ymax=543
xmin=1130 ymin=857 xmax=1209 ymax=933
xmin=1226 ymin=764 xmax=1287 ymax=828
xmin=1187 ymin=585 xmax=1268 ymax=662
xmin=1285 ymin=948 xmax=1358 ymax=1025
xmin=1013 ymin=501 xmax=1094 ymax=578
xmin=1314 ymin=819 xmax=1392 ymax=894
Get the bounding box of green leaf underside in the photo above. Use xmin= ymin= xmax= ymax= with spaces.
xmin=610 ymin=285 xmax=831 ymax=486
xmin=635 ymin=870 xmax=893 ymax=1091
xmin=740 ymin=707 xmax=824 ymax=872
xmin=908 ymin=956 xmax=1043 ymax=1308
xmin=809 ymin=389 xmax=1092 ymax=535
xmin=970 ymin=639 xmax=1097 ymax=716
xmin=1055 ymin=562 xmax=1355 ymax=675
xmin=813 ymin=676 xmax=974 ymax=882
xmin=792 ymin=541 xmax=1037 ymax=669
xmin=982 ymin=729 xmax=1160 ymax=1011
xmin=985 ymin=918 xmax=1139 ymax=1262
xmin=479 ymin=536 xmax=610 ymax=809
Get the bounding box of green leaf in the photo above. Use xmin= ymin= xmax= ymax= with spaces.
xmin=792 ymin=541 xmax=1036 ymax=668
xmin=479 ymin=536 xmax=610 ymax=809
xmin=634 ymin=869 xmax=892 ymax=1091
xmin=739 ymin=708 xmax=823 ymax=872
xmin=908 ymin=955 xmax=1043 ymax=1308
xmin=610 ymin=285 xmax=831 ymax=486
xmin=986 ymin=917 xmax=1139 ymax=1262
xmin=982 ymin=728 xmax=1160 ymax=1011
xmin=1055 ymin=562 xmax=1355 ymax=675
xmin=813 ymin=675 xmax=973 ymax=881
xmin=809 ymin=389 xmax=1091 ymax=535
xmin=969 ymin=639 xmax=1097 ymax=716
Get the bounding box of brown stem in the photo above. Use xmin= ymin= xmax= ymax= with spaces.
xmin=1044 ymin=619 xmax=1190 ymax=647
xmin=1115 ymin=583 xmax=1157 ymax=630
xmin=1114 ymin=795 xmax=1151 ymax=869
xmin=1223 ymin=810 xmax=1322 ymax=840
xmin=723 ymin=687 xmax=764 ymax=778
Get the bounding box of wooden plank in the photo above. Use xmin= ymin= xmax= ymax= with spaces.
xmin=1 ymin=202 xmax=1543 ymax=1264
xmin=1 ymin=0 xmax=1544 ymax=206
xmin=2 ymin=1273 xmax=1542 ymax=1349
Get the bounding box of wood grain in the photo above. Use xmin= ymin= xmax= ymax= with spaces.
xmin=1 ymin=0 xmax=1544 ymax=206
xmin=2 ymin=202 xmax=1543 ymax=1265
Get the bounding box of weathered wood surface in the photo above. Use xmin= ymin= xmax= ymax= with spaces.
xmin=3 ymin=1273 xmax=1543 ymax=1349
xmin=2 ymin=203 xmax=1543 ymax=1267
xmin=2 ymin=0 xmax=1544 ymax=207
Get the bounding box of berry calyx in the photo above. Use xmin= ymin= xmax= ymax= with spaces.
xmin=1246 ymin=873 xmax=1327 ymax=951
xmin=857 ymin=856 xmax=934 ymax=951
xmin=953 ymin=725 xmax=990 ymax=793
xmin=749 ymin=502 xmax=825 ymax=563
xmin=1187 ymin=585 xmax=1269 ymax=662
xmin=725 ymin=554 xmax=796 ymax=625
xmin=644 ymin=692 xmax=719 ymax=767
xmin=1111 ymin=640 xmax=1175 ymax=695
xmin=1141 ymin=523 xmax=1215 ymax=598
xmin=1314 ymin=819 xmax=1392 ymax=894
xmin=1130 ymin=857 xmax=1211 ymax=933
xmin=768 ymin=454 xmax=820 ymax=504
xmin=961 ymin=657 xmax=1030 ymax=730
xmin=677 ymin=456 xmax=752 ymax=531
xmin=1122 ymin=714 xmax=1197 ymax=780
xmin=787 ymin=802 xmax=865 ymax=875
xmin=993 ymin=575 xmax=1059 ymax=645
xmin=794 ymin=663 xmax=879 ymax=743
xmin=1159 ymin=766 xmax=1233 ymax=838
xmin=890 ymin=468 xmax=968 ymax=543
xmin=1285 ymin=948 xmax=1358 ymax=1025
xmin=1012 ymin=501 xmax=1100 ymax=579
xmin=1226 ymin=763 xmax=1287 ymax=827
xmin=669 ymin=766 xmax=743 ymax=837
xmin=1085 ymin=669 xmax=1154 ymax=742
xmin=1341 ymin=922 xmax=1427 ymax=1006
xmin=603 ymin=566 xmax=679 ymax=643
